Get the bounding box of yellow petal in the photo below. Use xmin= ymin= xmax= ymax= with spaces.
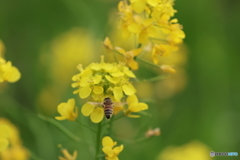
xmin=147 ymin=0 xmax=158 ymax=6
xmin=93 ymin=86 xmax=104 ymax=94
xmin=129 ymin=103 xmax=148 ymax=112
xmin=127 ymin=22 xmax=142 ymax=33
xmin=79 ymin=86 xmax=92 ymax=99
xmin=123 ymin=68 xmax=136 ymax=78
xmin=93 ymin=75 xmax=102 ymax=84
xmin=113 ymin=86 xmax=123 ymax=101
xmin=139 ymin=30 xmax=148 ymax=43
xmin=122 ymin=83 xmax=136 ymax=95
xmin=115 ymin=47 xmax=125 ymax=55
xmin=111 ymin=71 xmax=125 ymax=77
xmin=102 ymin=136 xmax=114 ymax=147
xmin=80 ymin=67 xmax=92 ymax=77
xmin=132 ymin=1 xmax=146 ymax=13
xmin=108 ymin=156 xmax=119 ymax=160
xmin=122 ymin=27 xmax=131 ymax=39
xmin=105 ymin=75 xmax=120 ymax=84
xmin=142 ymin=18 xmax=153 ymax=26
xmin=103 ymin=37 xmax=113 ymax=52
xmin=127 ymin=58 xmax=139 ymax=70
xmin=102 ymin=146 xmax=114 ymax=157
xmin=67 ymin=98 xmax=75 ymax=108
xmin=126 ymin=94 xmax=138 ymax=105
xmin=90 ymin=107 xmax=104 ymax=123
xmin=81 ymin=103 xmax=95 ymax=116
xmin=113 ymin=145 xmax=124 ymax=155
xmin=147 ymin=26 xmax=157 ymax=37
xmin=4 ymin=66 xmax=21 ymax=83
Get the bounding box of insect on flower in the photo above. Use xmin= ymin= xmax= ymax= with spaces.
xmin=88 ymin=97 xmax=127 ymax=120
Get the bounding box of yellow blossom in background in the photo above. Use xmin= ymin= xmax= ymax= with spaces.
xmin=113 ymin=0 xmax=185 ymax=68
xmin=37 ymin=28 xmax=95 ymax=115
xmin=157 ymin=141 xmax=213 ymax=160
xmin=58 ymin=148 xmax=77 ymax=160
xmin=72 ymin=56 xmax=137 ymax=123
xmin=0 ymin=138 xmax=9 ymax=151
xmin=160 ymin=64 xmax=176 ymax=73
xmin=102 ymin=136 xmax=123 ymax=160
xmin=103 ymin=37 xmax=113 ymax=53
xmin=125 ymin=94 xmax=148 ymax=118
xmin=55 ymin=98 xmax=78 ymax=121
xmin=0 ymin=118 xmax=29 ymax=160
xmin=0 ymin=40 xmax=21 ymax=83
xmin=115 ymin=47 xmax=141 ymax=70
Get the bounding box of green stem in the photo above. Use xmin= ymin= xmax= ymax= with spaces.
xmin=95 ymin=122 xmax=102 ymax=160
xmin=38 ymin=114 xmax=81 ymax=142
xmin=134 ymin=75 xmax=168 ymax=82
xmin=135 ymin=57 xmax=160 ymax=69
xmin=76 ymin=119 xmax=97 ymax=132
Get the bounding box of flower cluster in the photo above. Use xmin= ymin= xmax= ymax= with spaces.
xmin=71 ymin=56 xmax=149 ymax=123
xmin=104 ymin=0 xmax=185 ymax=70
xmin=102 ymin=136 xmax=123 ymax=160
xmin=0 ymin=118 xmax=29 ymax=160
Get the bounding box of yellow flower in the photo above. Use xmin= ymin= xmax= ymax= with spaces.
xmin=115 ymin=47 xmax=141 ymax=70
xmin=0 ymin=57 xmax=21 ymax=83
xmin=161 ymin=19 xmax=185 ymax=45
xmin=160 ymin=65 xmax=176 ymax=73
xmin=59 ymin=149 xmax=78 ymax=160
xmin=130 ymin=0 xmax=159 ymax=13
xmin=103 ymin=37 xmax=113 ymax=53
xmin=102 ymin=136 xmax=123 ymax=160
xmin=127 ymin=18 xmax=157 ymax=43
xmin=0 ymin=118 xmax=29 ymax=160
xmin=125 ymin=94 xmax=148 ymax=118
xmin=72 ymin=56 xmax=137 ymax=123
xmin=157 ymin=141 xmax=213 ymax=160
xmin=151 ymin=44 xmax=177 ymax=64
xmin=81 ymin=102 xmax=104 ymax=123
xmin=55 ymin=98 xmax=78 ymax=121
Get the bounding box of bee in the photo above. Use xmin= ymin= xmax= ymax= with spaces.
xmin=103 ymin=97 xmax=114 ymax=119
xmin=88 ymin=97 xmax=126 ymax=120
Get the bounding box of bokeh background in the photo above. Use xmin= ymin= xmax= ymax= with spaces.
xmin=0 ymin=0 xmax=240 ymax=160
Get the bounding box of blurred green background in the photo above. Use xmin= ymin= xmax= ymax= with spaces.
xmin=0 ymin=0 xmax=240 ymax=160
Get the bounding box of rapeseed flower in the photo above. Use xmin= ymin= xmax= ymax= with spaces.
xmin=157 ymin=141 xmax=213 ymax=160
xmin=72 ymin=56 xmax=137 ymax=123
xmin=0 ymin=57 xmax=21 ymax=83
xmin=115 ymin=47 xmax=141 ymax=70
xmin=0 ymin=118 xmax=29 ymax=160
xmin=55 ymin=98 xmax=78 ymax=121
xmin=102 ymin=136 xmax=123 ymax=160
xmin=124 ymin=94 xmax=148 ymax=118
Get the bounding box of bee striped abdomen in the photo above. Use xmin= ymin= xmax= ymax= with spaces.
xmin=103 ymin=97 xmax=114 ymax=119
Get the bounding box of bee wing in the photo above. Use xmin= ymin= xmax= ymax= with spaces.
xmin=113 ymin=102 xmax=128 ymax=107
xmin=87 ymin=101 xmax=102 ymax=105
